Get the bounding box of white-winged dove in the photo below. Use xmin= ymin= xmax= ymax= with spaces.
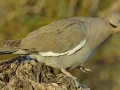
xmin=0 ymin=12 xmax=120 ymax=79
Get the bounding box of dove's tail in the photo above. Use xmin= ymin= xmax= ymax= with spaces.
xmin=0 ymin=39 xmax=22 ymax=55
xmin=2 ymin=39 xmax=22 ymax=47
xmin=0 ymin=47 xmax=18 ymax=55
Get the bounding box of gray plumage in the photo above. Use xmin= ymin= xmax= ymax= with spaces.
xmin=0 ymin=12 xmax=120 ymax=78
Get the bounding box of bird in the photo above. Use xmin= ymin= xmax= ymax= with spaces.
xmin=0 ymin=12 xmax=120 ymax=79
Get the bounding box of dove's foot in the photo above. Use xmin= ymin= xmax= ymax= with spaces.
xmin=61 ymin=68 xmax=76 ymax=79
xmin=77 ymin=66 xmax=92 ymax=73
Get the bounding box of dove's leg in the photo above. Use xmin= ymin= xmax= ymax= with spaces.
xmin=61 ymin=68 xmax=76 ymax=79
xmin=77 ymin=66 xmax=92 ymax=73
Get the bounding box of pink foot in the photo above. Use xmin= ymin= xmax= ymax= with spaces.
xmin=61 ymin=68 xmax=76 ymax=79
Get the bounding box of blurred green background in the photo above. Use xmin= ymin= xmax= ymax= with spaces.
xmin=0 ymin=0 xmax=120 ymax=90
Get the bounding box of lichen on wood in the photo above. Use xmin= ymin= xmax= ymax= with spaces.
xmin=0 ymin=56 xmax=90 ymax=90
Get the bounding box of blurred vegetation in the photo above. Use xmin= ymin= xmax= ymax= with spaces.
xmin=0 ymin=0 xmax=120 ymax=90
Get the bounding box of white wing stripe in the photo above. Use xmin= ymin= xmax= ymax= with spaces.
xmin=67 ymin=39 xmax=86 ymax=55
xmin=39 ymin=39 xmax=86 ymax=56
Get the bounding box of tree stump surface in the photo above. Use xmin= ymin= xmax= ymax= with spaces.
xmin=0 ymin=56 xmax=90 ymax=90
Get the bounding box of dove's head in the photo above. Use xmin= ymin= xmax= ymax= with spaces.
xmin=106 ymin=12 xmax=120 ymax=34
xmin=107 ymin=12 xmax=120 ymax=27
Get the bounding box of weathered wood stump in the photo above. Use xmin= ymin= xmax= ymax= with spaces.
xmin=0 ymin=56 xmax=90 ymax=90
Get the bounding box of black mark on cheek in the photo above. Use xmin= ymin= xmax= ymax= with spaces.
xmin=110 ymin=23 xmax=117 ymax=28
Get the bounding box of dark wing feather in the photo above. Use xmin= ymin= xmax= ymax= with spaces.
xmin=2 ymin=39 xmax=22 ymax=47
